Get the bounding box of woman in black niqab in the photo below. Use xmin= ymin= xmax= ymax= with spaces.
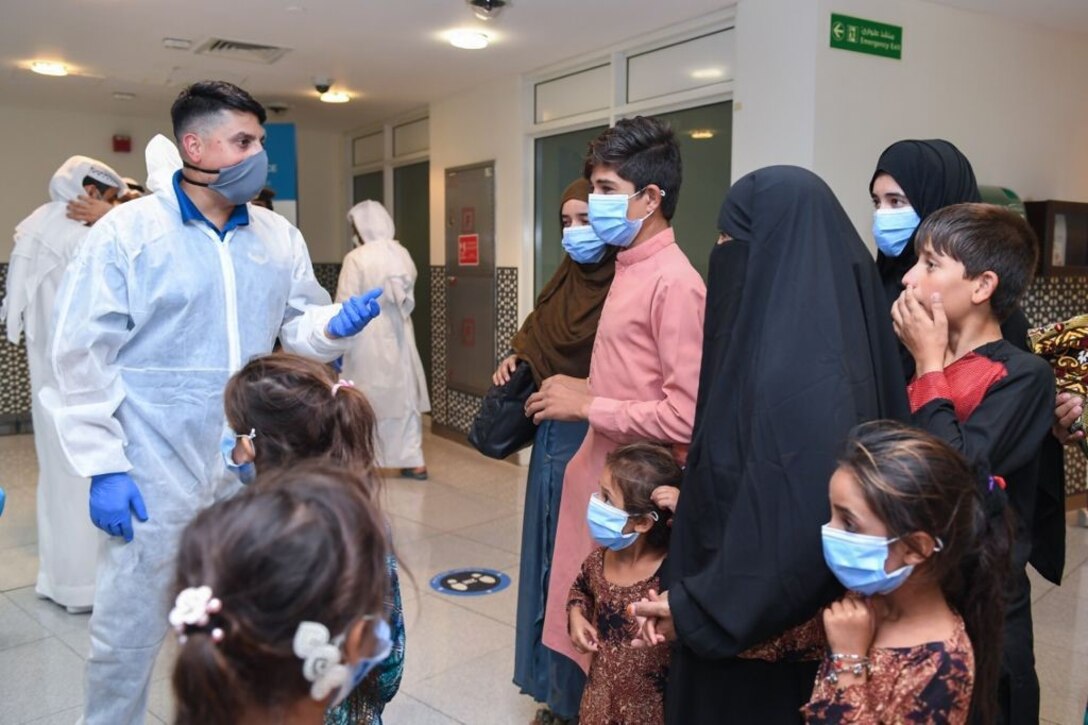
xmin=662 ymin=166 xmax=909 ymax=723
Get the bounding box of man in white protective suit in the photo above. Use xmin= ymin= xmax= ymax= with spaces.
xmin=2 ymin=156 xmax=126 ymax=613
xmin=40 ymin=80 xmax=383 ymax=725
xmin=337 ymin=200 xmax=432 ymax=479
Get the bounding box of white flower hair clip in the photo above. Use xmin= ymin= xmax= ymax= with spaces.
xmin=293 ymin=621 xmax=350 ymax=701
xmin=169 ymin=585 xmax=224 ymax=644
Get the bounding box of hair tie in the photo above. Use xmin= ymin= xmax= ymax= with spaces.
xmin=988 ymin=475 xmax=1006 ymax=492
xmin=331 ymin=380 xmax=355 ymax=396
xmin=169 ymin=586 xmax=225 ymax=644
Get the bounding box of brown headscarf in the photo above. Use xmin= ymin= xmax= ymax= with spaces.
xmin=511 ymin=179 xmax=617 ymax=384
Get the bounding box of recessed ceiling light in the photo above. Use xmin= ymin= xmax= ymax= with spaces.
xmin=319 ymin=90 xmax=351 ymax=104
xmin=689 ymin=129 xmax=715 ymax=140
xmin=690 ymin=67 xmax=725 ymax=80
xmin=113 ymin=91 xmax=136 ymax=101
xmin=448 ymin=29 xmax=490 ymax=50
xmin=30 ymin=61 xmax=69 ymax=77
xmin=162 ymin=37 xmax=193 ymax=50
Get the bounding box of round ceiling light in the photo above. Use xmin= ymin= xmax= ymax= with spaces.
xmin=30 ymin=61 xmax=69 ymax=77
xmin=449 ymin=30 xmax=490 ymax=50
xmin=319 ymin=90 xmax=351 ymax=104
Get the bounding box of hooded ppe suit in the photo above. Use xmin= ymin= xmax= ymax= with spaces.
xmin=337 ymin=200 xmax=430 ymax=467
xmin=2 ymin=156 xmax=125 ymax=611
xmin=40 ymin=136 xmax=351 ymax=725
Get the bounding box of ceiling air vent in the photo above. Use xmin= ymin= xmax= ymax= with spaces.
xmin=195 ymin=38 xmax=290 ymax=65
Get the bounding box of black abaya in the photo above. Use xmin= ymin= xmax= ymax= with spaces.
xmin=665 ymin=166 xmax=909 ymax=723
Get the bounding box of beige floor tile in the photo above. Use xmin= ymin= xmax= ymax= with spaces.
xmin=0 ymin=592 xmax=51 ymax=652
xmin=454 ymin=514 xmax=524 ymax=556
xmin=407 ymin=646 xmax=539 ymax=725
xmin=439 ymin=568 xmax=519 ymax=628
xmin=0 ymin=544 xmax=41 ymax=593
xmin=6 ymin=586 xmax=91 ymax=638
xmin=397 ymin=533 xmax=520 ymax=581
xmin=0 ymin=484 xmax=39 ymax=551
xmin=380 ymin=482 xmax=514 ymax=531
xmin=399 ymin=593 xmax=513 ymax=686
xmin=382 ymin=693 xmax=464 ymax=724
xmin=146 ymin=674 xmax=176 ymax=723
xmin=0 ymin=636 xmax=85 ymax=723
xmin=388 ymin=512 xmax=444 ymax=547
xmin=1035 ymin=642 xmax=1088 ymax=725
xmin=0 ymin=434 xmax=39 ymax=490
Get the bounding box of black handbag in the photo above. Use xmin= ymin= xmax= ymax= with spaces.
xmin=468 ymin=360 xmax=539 ymax=459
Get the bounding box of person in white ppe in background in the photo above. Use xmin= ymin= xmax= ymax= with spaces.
xmin=337 ymin=200 xmax=431 ymax=479
xmin=40 ymin=80 xmax=382 ymax=725
xmin=1 ymin=156 xmax=126 ymax=614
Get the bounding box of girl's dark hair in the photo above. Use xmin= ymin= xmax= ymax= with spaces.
xmin=839 ymin=421 xmax=1012 ymax=724
xmin=604 ymin=443 xmax=682 ymax=551
xmin=172 ymin=463 xmax=389 ymax=725
xmin=224 ymin=352 xmax=380 ymax=499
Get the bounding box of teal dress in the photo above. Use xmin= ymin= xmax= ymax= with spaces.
xmin=325 ymin=555 xmax=406 ymax=725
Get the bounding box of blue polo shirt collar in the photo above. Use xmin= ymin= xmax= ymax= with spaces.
xmin=172 ymin=170 xmax=250 ymax=240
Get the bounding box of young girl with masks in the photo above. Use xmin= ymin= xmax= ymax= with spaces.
xmin=566 ymin=443 xmax=680 ymax=725
xmin=171 ymin=463 xmax=392 ymax=725
xmin=221 ymin=352 xmax=404 ymax=725
xmin=804 ymin=421 xmax=1010 ymax=724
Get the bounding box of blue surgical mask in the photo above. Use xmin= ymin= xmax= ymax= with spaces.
xmin=562 ymin=225 xmax=607 ymax=264
xmin=821 ymin=524 xmax=927 ymax=596
xmin=221 ymin=428 xmax=257 ymax=485
xmin=183 ymin=149 xmax=269 ymax=206
xmin=331 ymin=618 xmax=393 ymax=707
xmin=586 ymin=493 xmax=656 ymax=551
xmin=588 ymin=189 xmax=661 ymax=248
xmin=872 ymin=206 xmax=921 ymax=258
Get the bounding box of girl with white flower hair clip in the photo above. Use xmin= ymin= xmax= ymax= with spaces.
xmin=171 ymin=463 xmax=392 ymax=725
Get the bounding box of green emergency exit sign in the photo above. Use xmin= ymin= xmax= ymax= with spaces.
xmin=830 ymin=13 xmax=902 ymax=60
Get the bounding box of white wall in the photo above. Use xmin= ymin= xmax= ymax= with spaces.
xmin=0 ymin=104 xmax=349 ymax=264
xmin=0 ymin=105 xmax=167 ymax=261
xmin=733 ymin=0 xmax=1088 ymax=243
xmin=428 ymin=73 xmax=532 ymax=312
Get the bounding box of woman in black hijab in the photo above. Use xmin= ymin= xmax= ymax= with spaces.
xmin=634 ymin=166 xmax=909 ymax=722
xmin=870 ymin=139 xmax=1031 ymax=374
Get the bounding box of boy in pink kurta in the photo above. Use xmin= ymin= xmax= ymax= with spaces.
xmin=525 ymin=117 xmax=705 ymax=674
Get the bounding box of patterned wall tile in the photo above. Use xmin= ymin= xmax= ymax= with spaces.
xmin=447 ymin=389 xmax=480 ymax=435
xmin=0 ymin=262 xmax=33 ymax=420
xmin=430 ymin=266 xmax=449 ymax=427
xmin=312 ymin=263 xmax=342 ymax=300
xmin=496 ymin=267 xmax=519 ymax=364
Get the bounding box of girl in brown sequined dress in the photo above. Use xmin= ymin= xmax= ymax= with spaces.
xmin=804 ymin=422 xmax=1012 ymax=724
xmin=567 ymin=444 xmax=680 ymax=725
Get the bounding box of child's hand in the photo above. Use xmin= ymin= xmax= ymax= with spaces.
xmin=891 ymin=287 xmax=948 ymax=375
xmin=822 ymin=596 xmax=877 ymax=658
xmin=569 ymin=607 xmax=599 ymax=654
xmin=651 ymin=486 xmax=680 ymax=514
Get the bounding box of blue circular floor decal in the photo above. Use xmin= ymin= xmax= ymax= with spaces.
xmin=430 ymin=568 xmax=511 ymax=597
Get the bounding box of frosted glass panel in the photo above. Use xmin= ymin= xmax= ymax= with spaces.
xmin=627 ymin=30 xmax=735 ymax=104
xmin=535 ymin=65 xmax=610 ymax=124
xmin=394 ymin=118 xmax=429 ymax=157
xmin=352 ymin=132 xmax=383 ymax=166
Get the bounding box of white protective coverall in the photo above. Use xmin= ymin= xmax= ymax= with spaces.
xmin=40 ymin=136 xmax=351 ymax=725
xmin=337 ymin=201 xmax=430 ymax=467
xmin=1 ymin=156 xmax=125 ymax=611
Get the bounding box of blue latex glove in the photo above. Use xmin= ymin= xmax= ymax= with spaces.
xmin=89 ymin=472 xmax=149 ymax=542
xmin=327 ymin=288 xmax=382 ymax=338
xmin=0 ymin=487 xmax=5 ymax=517
xmin=220 ymin=429 xmax=257 ymax=485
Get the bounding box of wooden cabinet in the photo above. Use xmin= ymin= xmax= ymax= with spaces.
xmin=1025 ymin=200 xmax=1088 ymax=276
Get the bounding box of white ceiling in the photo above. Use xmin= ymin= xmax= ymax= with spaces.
xmin=925 ymin=0 xmax=1088 ymax=34
xmin=0 ymin=0 xmax=729 ymax=132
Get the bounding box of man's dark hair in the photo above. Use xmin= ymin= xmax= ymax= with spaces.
xmin=584 ymin=116 xmax=682 ymax=220
xmin=82 ymin=176 xmax=112 ymax=195
xmin=170 ymin=81 xmax=266 ymax=140
xmin=915 ymin=203 xmax=1039 ymax=322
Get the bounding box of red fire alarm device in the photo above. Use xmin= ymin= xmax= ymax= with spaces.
xmin=112 ymin=134 xmax=132 ymax=153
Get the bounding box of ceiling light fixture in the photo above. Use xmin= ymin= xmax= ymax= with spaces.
xmin=113 ymin=91 xmax=136 ymax=101
xmin=30 ymin=61 xmax=69 ymax=77
xmin=690 ymin=67 xmax=725 ymax=80
xmin=162 ymin=37 xmax=193 ymax=50
xmin=468 ymin=0 xmax=508 ymax=21
xmin=689 ymin=130 xmax=715 ymax=140
xmin=319 ymin=90 xmax=351 ymax=104
xmin=449 ymin=29 xmax=490 ymax=49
